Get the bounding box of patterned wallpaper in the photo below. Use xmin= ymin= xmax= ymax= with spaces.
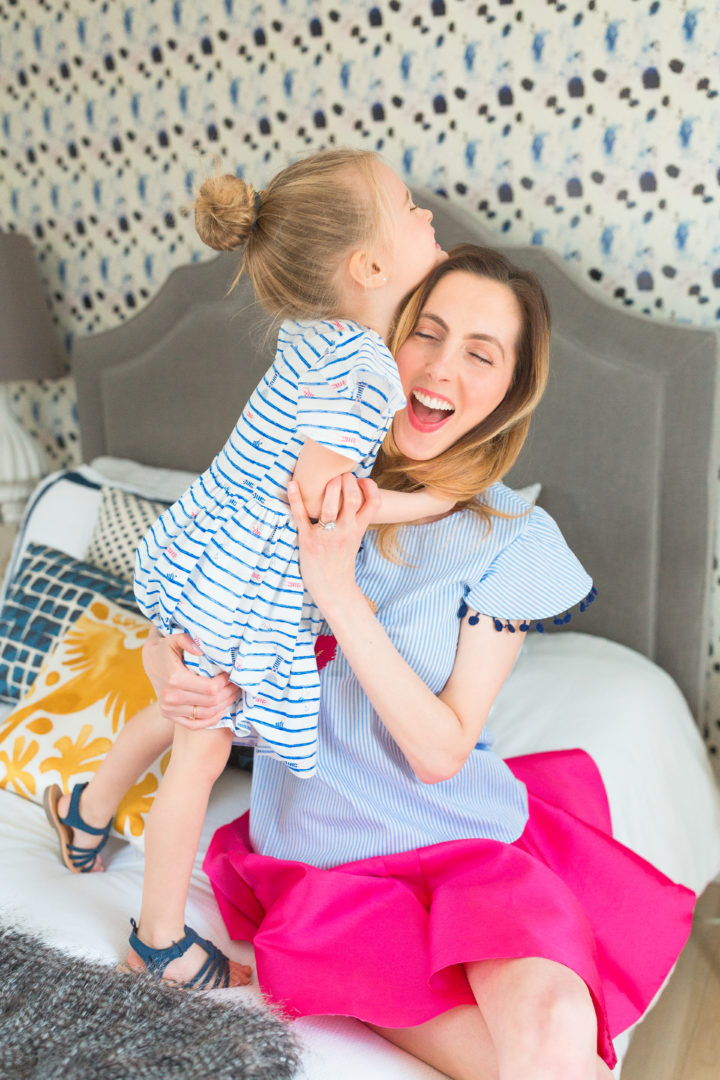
xmin=1 ymin=0 xmax=720 ymax=753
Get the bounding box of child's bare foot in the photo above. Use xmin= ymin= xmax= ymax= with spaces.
xmin=125 ymin=921 xmax=252 ymax=989
xmin=43 ymin=783 xmax=112 ymax=874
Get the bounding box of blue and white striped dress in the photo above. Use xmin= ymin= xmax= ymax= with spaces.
xmin=134 ymin=318 xmax=405 ymax=777
xmin=249 ymin=485 xmax=594 ymax=868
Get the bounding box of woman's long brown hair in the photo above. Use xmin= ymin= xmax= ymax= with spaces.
xmin=372 ymin=244 xmax=551 ymax=560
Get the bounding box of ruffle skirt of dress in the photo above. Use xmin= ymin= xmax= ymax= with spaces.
xmin=204 ymin=749 xmax=695 ymax=1070
xmin=135 ymin=480 xmax=324 ymax=775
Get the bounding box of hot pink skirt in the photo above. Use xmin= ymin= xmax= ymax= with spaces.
xmin=204 ymin=750 xmax=695 ymax=1069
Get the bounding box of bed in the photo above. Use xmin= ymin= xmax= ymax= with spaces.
xmin=1 ymin=191 xmax=720 ymax=1078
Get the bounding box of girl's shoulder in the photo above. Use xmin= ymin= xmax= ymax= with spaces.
xmin=280 ymin=318 xmax=391 ymax=365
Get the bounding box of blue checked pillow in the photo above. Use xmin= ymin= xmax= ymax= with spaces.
xmin=0 ymin=543 xmax=139 ymax=706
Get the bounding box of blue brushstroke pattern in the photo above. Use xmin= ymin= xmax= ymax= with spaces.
xmin=531 ymin=134 xmax=544 ymax=162
xmin=464 ymin=44 xmax=475 ymax=72
xmin=679 ymin=118 xmax=693 ymax=148
xmin=600 ymin=226 xmax=615 ymax=254
xmin=605 ymin=21 xmax=620 ymax=52
xmin=603 ymin=126 xmax=617 ymax=155
xmin=340 ymin=62 xmax=351 ymax=90
xmin=675 ymin=222 xmax=689 ymax=251
xmin=400 ymin=53 xmax=412 ymax=81
xmin=403 ymin=147 xmax=414 ymax=175
xmin=531 ymin=33 xmax=545 ymax=62
xmin=683 ymin=10 xmax=698 ymax=41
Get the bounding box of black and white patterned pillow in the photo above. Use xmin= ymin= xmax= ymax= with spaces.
xmin=0 ymin=543 xmax=138 ymax=705
xmin=84 ymin=486 xmax=168 ymax=583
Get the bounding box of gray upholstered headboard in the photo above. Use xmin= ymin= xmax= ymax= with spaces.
xmin=72 ymin=192 xmax=720 ymax=722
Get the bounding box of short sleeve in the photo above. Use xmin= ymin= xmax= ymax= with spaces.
xmin=296 ymin=342 xmax=406 ymax=464
xmin=465 ymin=506 xmax=595 ymax=629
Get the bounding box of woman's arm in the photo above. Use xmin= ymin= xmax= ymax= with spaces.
xmin=142 ymin=630 xmax=240 ymax=729
xmin=288 ymin=474 xmax=525 ymax=784
xmin=294 ymin=438 xmax=455 ymax=525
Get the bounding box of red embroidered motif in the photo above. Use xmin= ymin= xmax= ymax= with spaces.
xmin=314 ymin=634 xmax=337 ymax=672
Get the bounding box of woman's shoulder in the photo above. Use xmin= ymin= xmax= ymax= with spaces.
xmin=475 ymin=482 xmax=544 ymax=533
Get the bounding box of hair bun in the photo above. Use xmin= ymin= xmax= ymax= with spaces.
xmin=194 ymin=174 xmax=260 ymax=252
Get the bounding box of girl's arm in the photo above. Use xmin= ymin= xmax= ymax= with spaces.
xmin=287 ymin=474 xmax=525 ymax=784
xmin=294 ymin=437 xmax=454 ymax=525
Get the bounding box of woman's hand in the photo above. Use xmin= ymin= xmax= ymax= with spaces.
xmin=287 ymin=473 xmax=380 ymax=613
xmin=142 ymin=628 xmax=239 ymax=729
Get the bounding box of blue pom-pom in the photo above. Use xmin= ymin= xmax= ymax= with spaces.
xmin=492 ymin=617 xmax=504 ymax=631
xmin=469 ymin=614 xmax=480 ymax=625
xmin=536 ymin=622 xmax=545 ymax=633
xmin=458 ymin=600 xmax=468 ymax=618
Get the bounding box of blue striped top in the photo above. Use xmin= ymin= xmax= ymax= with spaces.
xmin=135 ymin=318 xmax=405 ymax=776
xmin=249 ymin=483 xmax=594 ymax=868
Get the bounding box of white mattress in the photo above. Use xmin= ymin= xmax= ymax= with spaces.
xmin=2 ymin=629 xmax=719 ymax=1078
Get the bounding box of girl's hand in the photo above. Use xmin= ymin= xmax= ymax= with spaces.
xmin=287 ymin=473 xmax=380 ymax=612
xmin=142 ymin=628 xmax=239 ymax=729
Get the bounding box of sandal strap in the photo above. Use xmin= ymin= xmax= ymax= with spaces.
xmin=128 ymin=919 xmax=230 ymax=989
xmin=66 ymin=842 xmax=106 ymax=871
xmin=59 ymin=783 xmax=112 ymax=839
xmin=58 ymin=783 xmax=112 ymax=873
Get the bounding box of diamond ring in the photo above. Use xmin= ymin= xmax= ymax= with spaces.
xmin=318 ymin=520 xmax=337 ymax=531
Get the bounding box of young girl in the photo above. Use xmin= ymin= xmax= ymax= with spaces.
xmin=134 ymin=148 xmax=450 ymax=777
xmin=45 ymin=149 xmax=450 ymax=987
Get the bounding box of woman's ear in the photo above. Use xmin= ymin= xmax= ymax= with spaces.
xmin=347 ymin=249 xmax=388 ymax=290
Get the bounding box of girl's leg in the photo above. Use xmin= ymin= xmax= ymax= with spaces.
xmin=466 ymin=956 xmax=612 ymax=1080
xmin=367 ymin=1005 xmax=499 ymax=1080
xmin=57 ymin=701 xmax=175 ymax=869
xmin=126 ymin=722 xmax=241 ymax=984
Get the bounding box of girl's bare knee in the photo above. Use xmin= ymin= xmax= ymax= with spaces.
xmin=169 ymin=726 xmax=233 ymax=783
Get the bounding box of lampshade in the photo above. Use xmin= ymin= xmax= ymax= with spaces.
xmin=0 ymin=232 xmax=64 ymax=381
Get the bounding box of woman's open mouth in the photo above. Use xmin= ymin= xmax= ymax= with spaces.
xmin=407 ymin=388 xmax=455 ymax=432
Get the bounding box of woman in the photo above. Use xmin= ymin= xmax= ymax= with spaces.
xmin=144 ymin=246 xmax=693 ymax=1079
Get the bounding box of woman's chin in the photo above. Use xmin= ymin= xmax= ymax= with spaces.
xmin=394 ymin=411 xmax=454 ymax=460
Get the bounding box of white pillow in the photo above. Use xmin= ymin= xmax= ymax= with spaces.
xmin=1 ymin=459 xmax=201 ymax=602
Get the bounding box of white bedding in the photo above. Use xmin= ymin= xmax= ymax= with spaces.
xmin=1 ymin=461 xmax=719 ymax=1078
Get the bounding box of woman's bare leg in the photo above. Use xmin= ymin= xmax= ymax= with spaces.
xmin=126 ymin=722 xmax=249 ymax=984
xmin=466 ymin=956 xmax=610 ymax=1080
xmin=368 ymin=1004 xmax=499 ymax=1080
xmin=57 ymin=701 xmax=174 ymax=869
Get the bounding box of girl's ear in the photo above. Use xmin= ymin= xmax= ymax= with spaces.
xmin=347 ymin=249 xmax=388 ymax=290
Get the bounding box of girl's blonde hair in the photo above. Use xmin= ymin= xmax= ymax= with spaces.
xmin=193 ymin=149 xmax=385 ymax=318
xmin=372 ymin=244 xmax=551 ymax=560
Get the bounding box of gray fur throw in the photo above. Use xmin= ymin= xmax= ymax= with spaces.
xmin=0 ymin=924 xmax=301 ymax=1080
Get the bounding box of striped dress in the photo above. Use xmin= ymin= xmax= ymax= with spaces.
xmin=134 ymin=318 xmax=405 ymax=777
xmin=249 ymin=484 xmax=595 ymax=867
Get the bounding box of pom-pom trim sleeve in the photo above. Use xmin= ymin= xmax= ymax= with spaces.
xmin=460 ymin=505 xmax=595 ymax=633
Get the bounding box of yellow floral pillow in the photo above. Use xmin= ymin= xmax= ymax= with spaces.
xmin=0 ymin=597 xmax=168 ymax=849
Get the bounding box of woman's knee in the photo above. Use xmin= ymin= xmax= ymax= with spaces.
xmin=467 ymin=957 xmax=599 ymax=1078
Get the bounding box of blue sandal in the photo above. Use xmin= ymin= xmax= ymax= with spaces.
xmin=127 ymin=918 xmax=232 ymax=989
xmin=43 ymin=782 xmax=112 ymax=873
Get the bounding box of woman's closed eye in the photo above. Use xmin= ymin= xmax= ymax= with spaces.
xmin=469 ymin=351 xmax=493 ymax=366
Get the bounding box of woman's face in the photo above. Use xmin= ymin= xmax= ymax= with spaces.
xmin=392 ymin=271 xmax=521 ymax=461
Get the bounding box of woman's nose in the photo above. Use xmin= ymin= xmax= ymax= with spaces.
xmin=423 ymin=206 xmax=433 ymax=224
xmin=425 ymin=347 xmax=452 ymax=379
